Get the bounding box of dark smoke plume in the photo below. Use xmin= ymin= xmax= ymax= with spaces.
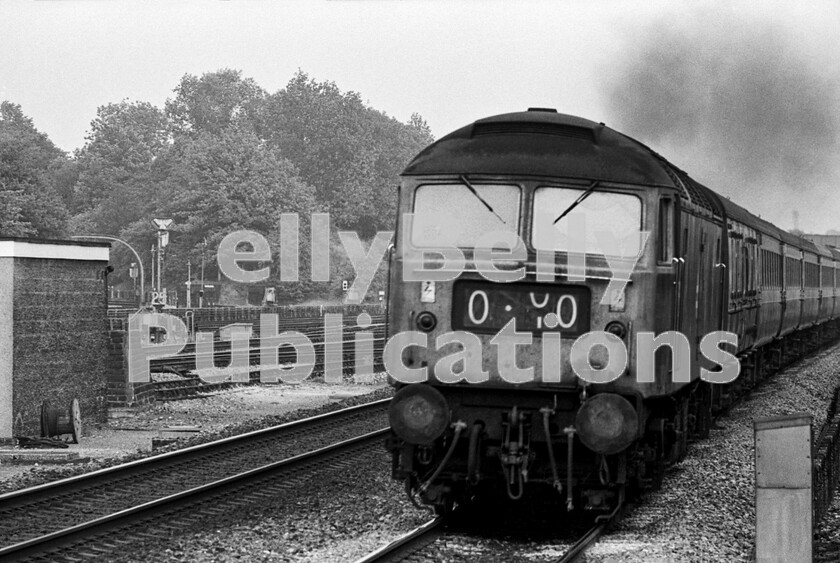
xmin=606 ymin=13 xmax=840 ymax=232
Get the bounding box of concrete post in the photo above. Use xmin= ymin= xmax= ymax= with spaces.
xmin=754 ymin=413 xmax=812 ymax=563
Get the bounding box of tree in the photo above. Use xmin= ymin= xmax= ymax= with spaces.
xmin=61 ymin=69 xmax=435 ymax=304
xmin=166 ymin=69 xmax=266 ymax=137
xmin=152 ymin=126 xmax=318 ymax=301
xmin=264 ymin=71 xmax=434 ymax=236
xmin=72 ymin=100 xmax=169 ymax=235
xmin=0 ymin=101 xmax=69 ymax=238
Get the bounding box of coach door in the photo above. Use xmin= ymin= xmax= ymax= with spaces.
xmin=696 ymin=229 xmax=707 ymax=346
xmin=695 ymin=229 xmax=720 ymax=348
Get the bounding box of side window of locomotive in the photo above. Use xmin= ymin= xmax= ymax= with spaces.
xmin=531 ymin=187 xmax=643 ymax=257
xmin=657 ymin=198 xmax=674 ymax=264
xmin=411 ymin=183 xmax=520 ymax=248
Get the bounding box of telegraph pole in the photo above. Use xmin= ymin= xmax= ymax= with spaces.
xmin=186 ymin=262 xmax=192 ymax=308
xmin=200 ymin=238 xmax=207 ymax=307
xmin=156 ymin=236 xmax=162 ymax=295
xmin=150 ymin=245 xmax=156 ymax=292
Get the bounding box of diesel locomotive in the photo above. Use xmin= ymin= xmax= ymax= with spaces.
xmin=384 ymin=109 xmax=840 ymax=515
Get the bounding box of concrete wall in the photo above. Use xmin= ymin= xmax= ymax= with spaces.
xmin=0 ymin=238 xmax=110 ymax=439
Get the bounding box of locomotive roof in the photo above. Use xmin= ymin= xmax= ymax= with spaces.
xmin=715 ymin=195 xmax=785 ymax=239
xmin=402 ymin=109 xmax=677 ymax=187
xmin=404 ymin=109 xmax=825 ymax=256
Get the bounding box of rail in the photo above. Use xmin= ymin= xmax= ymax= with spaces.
xmin=552 ymin=501 xmax=622 ymax=562
xmin=351 ymin=517 xmax=444 ymax=563
xmin=0 ymin=429 xmax=388 ymax=561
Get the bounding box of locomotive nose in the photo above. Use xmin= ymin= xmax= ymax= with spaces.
xmin=574 ymin=393 xmax=638 ymax=455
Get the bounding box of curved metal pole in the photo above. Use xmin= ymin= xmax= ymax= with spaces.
xmin=71 ymin=235 xmax=145 ymax=307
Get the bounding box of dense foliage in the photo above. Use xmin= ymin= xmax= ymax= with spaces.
xmin=0 ymin=102 xmax=70 ymax=238
xmin=0 ymin=70 xmax=434 ymax=304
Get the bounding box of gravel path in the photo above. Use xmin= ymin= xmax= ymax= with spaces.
xmin=584 ymin=341 xmax=840 ymax=562
xmin=0 ymin=380 xmax=392 ymax=494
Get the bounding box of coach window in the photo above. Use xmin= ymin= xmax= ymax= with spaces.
xmin=762 ymin=250 xmax=767 ymax=286
xmin=657 ymin=198 xmax=674 ymax=264
xmin=785 ymin=257 xmax=791 ymax=287
xmin=775 ymin=253 xmax=782 ymax=287
xmin=744 ymin=251 xmax=751 ymax=294
xmin=731 ymin=241 xmax=742 ymax=298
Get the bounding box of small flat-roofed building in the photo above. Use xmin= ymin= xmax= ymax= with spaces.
xmin=0 ymin=237 xmax=111 ymax=441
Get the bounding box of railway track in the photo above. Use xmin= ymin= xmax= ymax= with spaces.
xmin=0 ymin=399 xmax=390 ymax=561
xmin=150 ymin=332 xmax=388 ymax=376
xmin=128 ymin=310 xmax=389 ymax=376
xmin=352 ymin=506 xmax=620 ymax=563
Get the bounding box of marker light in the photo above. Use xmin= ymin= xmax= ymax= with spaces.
xmin=416 ymin=311 xmax=437 ymax=332
xmin=605 ymin=321 xmax=627 ymax=340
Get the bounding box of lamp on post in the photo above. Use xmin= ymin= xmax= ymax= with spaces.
xmin=152 ymin=219 xmax=173 ymax=306
xmin=71 ymin=235 xmax=146 ymax=308
xmin=129 ymin=262 xmax=138 ymax=299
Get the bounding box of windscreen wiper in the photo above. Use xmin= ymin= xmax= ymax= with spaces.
xmin=553 ymin=181 xmax=600 ymax=225
xmin=460 ymin=175 xmax=506 ymax=225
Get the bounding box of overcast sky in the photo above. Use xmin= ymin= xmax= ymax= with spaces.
xmin=2 ymin=1 xmax=838 ymax=232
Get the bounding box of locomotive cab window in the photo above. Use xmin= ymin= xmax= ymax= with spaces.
xmin=411 ymin=183 xmax=521 ymax=248
xmin=531 ymin=187 xmax=643 ymax=257
xmin=657 ymin=197 xmax=674 ymax=264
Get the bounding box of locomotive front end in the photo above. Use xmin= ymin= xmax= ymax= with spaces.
xmin=385 ymin=110 xmax=681 ymax=514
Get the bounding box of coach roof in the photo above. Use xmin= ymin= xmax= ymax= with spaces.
xmin=402 ymin=109 xmax=677 ymax=188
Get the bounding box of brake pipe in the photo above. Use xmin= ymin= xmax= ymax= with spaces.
xmin=418 ymin=421 xmax=468 ymax=496
xmin=564 ymin=426 xmax=577 ymax=511
xmin=540 ymin=407 xmax=563 ymax=495
xmin=466 ymin=422 xmax=484 ymax=484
